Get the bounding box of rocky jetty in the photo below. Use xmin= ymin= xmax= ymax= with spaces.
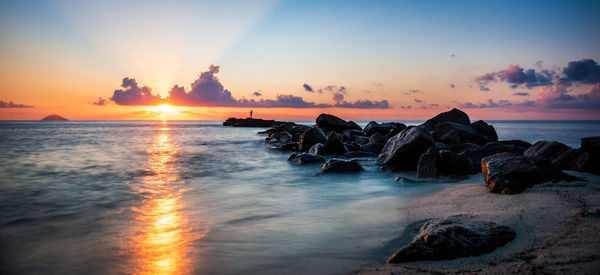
xmin=223 ymin=117 xmax=284 ymax=127
xmin=234 ymin=109 xmax=598 ymax=194
xmin=41 ymin=114 xmax=68 ymax=121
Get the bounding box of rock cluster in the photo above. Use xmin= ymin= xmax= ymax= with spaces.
xmin=223 ymin=117 xmax=284 ymax=127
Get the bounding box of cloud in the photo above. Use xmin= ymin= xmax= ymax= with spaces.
xmin=0 ymin=100 xmax=33 ymax=108
xmin=451 ymin=54 xmax=457 ymax=58
xmin=450 ymin=83 xmax=455 ymax=88
xmin=403 ymin=89 xmax=424 ymax=95
xmin=414 ymin=98 xmax=423 ymax=103
xmin=371 ymin=82 xmax=384 ymax=87
xmin=512 ymin=92 xmax=530 ymax=96
xmin=459 ymin=98 xmax=513 ymax=108
xmin=302 ymin=83 xmax=314 ymax=93
xmin=110 ymin=77 xmax=163 ymax=106
xmin=364 ymin=90 xmax=373 ymax=94
xmin=107 ymin=65 xmax=391 ymax=109
xmin=93 ymin=97 xmax=108 ymax=106
xmin=534 ymin=83 xmax=600 ymax=109
xmin=561 ymin=59 xmax=600 ymax=84
xmin=399 ymin=105 xmax=412 ymax=109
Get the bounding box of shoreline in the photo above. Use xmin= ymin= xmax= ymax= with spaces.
xmin=356 ymin=171 xmax=600 ymax=274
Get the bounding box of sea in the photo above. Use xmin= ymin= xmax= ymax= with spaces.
xmin=0 ymin=120 xmax=598 ymax=274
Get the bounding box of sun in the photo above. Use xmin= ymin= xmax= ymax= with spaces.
xmin=157 ymin=104 xmax=175 ymax=114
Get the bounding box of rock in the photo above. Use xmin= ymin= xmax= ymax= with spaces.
xmin=437 ymin=150 xmax=471 ymax=175
xmin=581 ymin=136 xmax=600 ymax=154
xmin=363 ymin=121 xmax=395 ymax=136
xmin=499 ymin=140 xmax=532 ymax=149
xmin=266 ymin=132 xmax=292 ymax=146
xmin=287 ymin=153 xmax=325 ymax=165
xmin=320 ymin=133 xmax=349 ymax=155
xmin=351 ymin=135 xmax=370 ymax=145
xmin=321 ymin=159 xmax=364 ymax=173
xmin=435 ymin=122 xmax=489 ymax=145
xmin=417 ymin=147 xmax=438 ymax=178
xmin=481 ymin=152 xmax=578 ymax=194
xmin=555 ymin=149 xmax=599 ymax=174
xmin=308 ymin=143 xmax=324 ymax=154
xmin=377 ymin=126 xmax=434 ymax=171
xmin=223 ymin=117 xmax=283 ymax=127
xmin=423 ymin=108 xmax=471 ymax=129
xmin=344 ymin=142 xmax=362 ymax=152
xmin=347 ymin=121 xmax=362 ymax=131
xmin=360 ymin=142 xmax=385 ymax=154
xmin=340 ymin=151 xmax=377 ymax=159
xmin=343 ymin=129 xmax=366 ymax=140
xmin=386 ymin=123 xmax=408 ymax=138
xmin=41 ymin=114 xmax=68 ymax=121
xmin=299 ymin=127 xmax=327 ymax=152
xmin=387 ymin=216 xmax=516 ymax=263
xmin=316 ymin=113 xmax=349 ymax=132
xmin=523 ymin=141 xmax=571 ymax=168
xmin=469 ymin=120 xmax=498 ymax=142
xmin=369 ymin=132 xmax=387 ymax=144
xmin=272 ymin=142 xmax=299 ymax=152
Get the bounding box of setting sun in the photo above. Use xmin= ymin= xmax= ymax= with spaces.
xmin=157 ymin=104 xmax=175 ymax=114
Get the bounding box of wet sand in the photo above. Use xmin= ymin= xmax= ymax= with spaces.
xmin=357 ymin=171 xmax=600 ymax=274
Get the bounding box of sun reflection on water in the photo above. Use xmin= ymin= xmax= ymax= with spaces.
xmin=122 ymin=123 xmax=209 ymax=274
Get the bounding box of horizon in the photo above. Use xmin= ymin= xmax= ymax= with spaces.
xmin=1 ymin=0 xmax=599 ymax=120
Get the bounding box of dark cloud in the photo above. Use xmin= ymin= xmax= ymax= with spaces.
xmin=0 ymin=100 xmax=33 ymax=108
xmin=399 ymin=105 xmax=412 ymax=109
xmin=498 ymin=65 xmax=554 ymax=89
xmin=414 ymin=98 xmax=423 ymax=103
xmin=302 ymin=83 xmax=314 ymax=93
xmin=403 ymin=89 xmax=423 ymax=95
xmin=459 ymin=98 xmax=513 ymax=108
xmin=535 ymin=83 xmax=600 ymax=109
xmin=108 ymin=65 xmax=391 ymax=109
xmin=561 ymin=59 xmax=600 ymax=84
xmin=512 ymin=92 xmax=530 ymax=96
xmin=451 ymin=54 xmax=457 ymax=58
xmin=450 ymin=83 xmax=455 ymax=88
xmin=93 ymin=97 xmax=108 ymax=106
xmin=110 ymin=77 xmax=162 ymax=106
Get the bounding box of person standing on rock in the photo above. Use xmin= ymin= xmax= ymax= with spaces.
xmin=250 ymin=110 xmax=253 ymax=118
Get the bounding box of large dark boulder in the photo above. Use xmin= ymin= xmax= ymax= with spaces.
xmin=423 ymin=108 xmax=470 ymax=130
xmin=347 ymin=121 xmax=362 ymax=131
xmin=417 ymin=147 xmax=438 ymax=178
xmin=523 ymin=141 xmax=572 ymax=169
xmin=581 ymin=136 xmax=600 ymax=154
xmin=377 ymin=126 xmax=434 ymax=171
xmin=481 ymin=152 xmax=577 ymax=194
xmin=316 ymin=113 xmax=349 ymax=132
xmin=308 ymin=143 xmax=325 ymax=155
xmin=320 ymin=133 xmax=349 ymax=155
xmin=435 ymin=122 xmax=488 ymax=145
xmin=360 ymin=142 xmax=385 ymax=154
xmin=437 ymin=150 xmax=471 ymax=175
xmin=321 ymin=159 xmax=364 ymax=173
xmin=469 ymin=120 xmax=498 ymax=142
xmin=266 ymin=132 xmax=292 ymax=146
xmin=363 ymin=121 xmax=394 ymax=136
xmin=287 ymin=153 xmax=325 ymax=165
xmin=299 ymin=127 xmax=327 ymax=152
xmin=499 ymin=140 xmax=532 ymax=149
xmin=223 ymin=117 xmax=283 ymax=127
xmin=388 ymin=216 xmax=515 ymax=263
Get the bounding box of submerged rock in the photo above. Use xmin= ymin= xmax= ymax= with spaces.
xmin=388 ymin=215 xmax=515 ymax=263
xmin=287 ymin=153 xmax=325 ymax=165
xmin=320 ymin=159 xmax=364 ymax=173
xmin=376 ymin=126 xmax=434 ymax=171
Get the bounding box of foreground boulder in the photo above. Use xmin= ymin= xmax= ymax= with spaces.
xmin=481 ymin=152 xmax=577 ymax=194
xmin=223 ymin=117 xmax=282 ymax=127
xmin=523 ymin=141 xmax=570 ymax=163
xmin=377 ymin=126 xmax=434 ymax=171
xmin=388 ymin=215 xmax=516 ymax=263
xmin=435 ymin=121 xmax=489 ymax=145
xmin=287 ymin=153 xmax=325 ymax=165
xmin=581 ymin=136 xmax=600 ymax=154
xmin=416 ymin=148 xmax=438 ymax=178
xmin=321 ymin=159 xmax=364 ymax=173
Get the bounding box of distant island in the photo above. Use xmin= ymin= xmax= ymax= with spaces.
xmin=41 ymin=114 xmax=68 ymax=121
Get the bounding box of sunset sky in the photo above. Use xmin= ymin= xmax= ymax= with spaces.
xmin=1 ymin=0 xmax=599 ymax=120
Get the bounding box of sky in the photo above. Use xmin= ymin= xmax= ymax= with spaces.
xmin=1 ymin=0 xmax=599 ymax=120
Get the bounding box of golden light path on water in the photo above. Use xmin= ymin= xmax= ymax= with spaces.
xmin=123 ymin=121 xmax=209 ymax=274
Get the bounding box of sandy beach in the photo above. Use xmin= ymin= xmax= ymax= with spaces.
xmin=357 ymin=171 xmax=600 ymax=274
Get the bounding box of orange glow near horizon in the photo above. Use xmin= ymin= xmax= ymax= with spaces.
xmin=121 ymin=125 xmax=209 ymax=274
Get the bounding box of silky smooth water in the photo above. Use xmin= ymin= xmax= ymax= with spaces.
xmin=0 ymin=120 xmax=598 ymax=274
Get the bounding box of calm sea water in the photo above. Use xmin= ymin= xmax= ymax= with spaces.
xmin=0 ymin=120 xmax=598 ymax=274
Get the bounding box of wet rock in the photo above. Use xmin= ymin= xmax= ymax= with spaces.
xmin=481 ymin=152 xmax=578 ymax=194
xmin=499 ymin=140 xmax=532 ymax=149
xmin=581 ymin=136 xmax=600 ymax=154
xmin=388 ymin=215 xmax=516 ymax=263
xmin=340 ymin=151 xmax=377 ymax=159
xmin=287 ymin=153 xmax=325 ymax=165
xmin=299 ymin=127 xmax=327 ymax=152
xmin=470 ymin=120 xmax=498 ymax=142
xmin=360 ymin=142 xmax=385 ymax=154
xmin=308 ymin=143 xmax=325 ymax=155
xmin=223 ymin=117 xmax=283 ymax=127
xmin=377 ymin=126 xmax=434 ymax=171
xmin=347 ymin=121 xmax=362 ymax=131
xmin=266 ymin=132 xmax=292 ymax=146
xmin=320 ymin=159 xmax=364 ymax=173
xmin=320 ymin=132 xmax=349 ymax=155
xmin=385 ymin=123 xmax=408 ymax=138
xmin=316 ymin=113 xmax=349 ymax=132
xmin=438 ymin=150 xmax=471 ymax=175
xmin=523 ymin=141 xmax=573 ymax=169
xmin=343 ymin=129 xmax=366 ymax=140
xmin=423 ymin=108 xmax=471 ymax=130
xmin=351 ymin=135 xmax=370 ymax=145
xmin=344 ymin=142 xmax=362 ymax=152
xmin=270 ymin=142 xmax=299 ymax=152
xmin=435 ymin=122 xmax=489 ymax=145
xmin=417 ymin=148 xmax=438 ymax=178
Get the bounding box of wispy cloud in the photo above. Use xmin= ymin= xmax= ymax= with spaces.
xmin=0 ymin=100 xmax=33 ymax=108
